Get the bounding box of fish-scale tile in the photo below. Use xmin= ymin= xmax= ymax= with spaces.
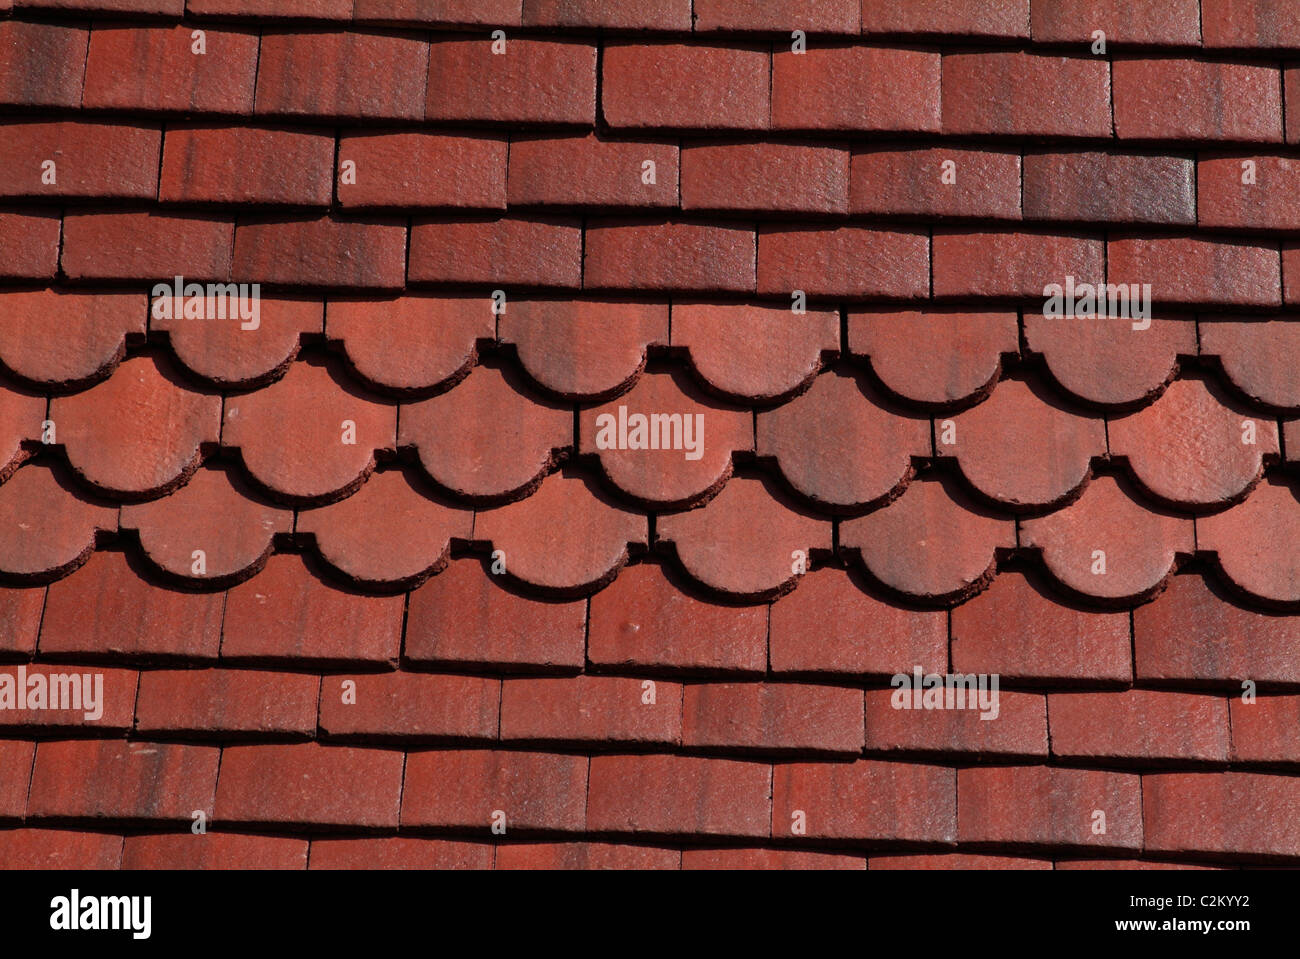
xmin=1108 ymin=376 xmax=1279 ymax=509
xmin=327 ymin=295 xmax=493 ymax=395
xmin=938 ymin=377 xmax=1107 ymax=511
xmin=672 ymin=302 xmax=840 ymax=404
xmin=847 ymin=310 xmax=1019 ymax=409
xmin=1198 ymin=477 xmax=1300 ymax=606
xmin=154 ymin=296 xmax=322 ymax=388
xmin=1022 ymin=315 xmax=1195 ymax=410
xmin=0 ymin=463 xmax=117 ymax=581
xmin=222 ymin=357 xmax=397 ymax=505
xmin=657 ymin=473 xmax=832 ymax=600
xmin=0 ymin=385 xmax=43 ymax=482
xmin=118 ymin=465 xmax=292 ymax=585
xmin=399 ymin=364 xmax=572 ymax=504
xmin=50 ymin=354 xmax=221 ymax=499
xmin=0 ymin=291 xmax=145 ymax=391
xmin=757 ymin=368 xmax=930 ymax=511
xmin=1199 ymin=319 xmax=1300 ymax=412
xmin=473 ymin=471 xmax=648 ymax=596
xmin=1021 ymin=474 xmax=1194 ymax=603
xmin=298 ymin=469 xmax=473 ymax=588
xmin=840 ymin=474 xmax=1016 ymax=604
xmin=498 ymin=299 xmax=668 ymax=402
xmin=578 ymin=367 xmax=753 ymax=509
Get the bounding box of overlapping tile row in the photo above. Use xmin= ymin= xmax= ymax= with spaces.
xmin=2 ymin=302 xmax=1299 ymax=608
xmin=0 ymin=657 xmax=1298 ymax=866
xmin=4 ymin=0 xmax=1300 ymax=871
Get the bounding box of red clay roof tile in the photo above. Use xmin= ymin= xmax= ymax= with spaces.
xmin=672 ymin=302 xmax=839 ymax=404
xmin=38 ymin=550 xmax=224 ymax=660
xmin=0 ymin=20 xmax=88 ymax=109
xmin=160 ymin=126 xmax=335 ymax=207
xmin=951 ymin=569 xmax=1133 ymax=684
xmin=771 ymin=45 xmax=941 ymax=132
xmin=297 ymin=469 xmax=471 ymax=587
xmin=603 ymin=42 xmax=769 ymax=131
xmin=508 ymin=134 xmax=679 ymax=210
xmin=308 ymin=837 xmax=493 ymax=869
xmin=580 ymin=368 xmax=752 ymax=508
xmin=850 ymin=147 xmax=1022 ymax=220
xmin=848 ymin=309 xmax=1018 ymax=409
xmin=769 ymin=566 xmax=948 ymax=677
xmin=1022 ymin=151 xmax=1196 ymax=226
xmin=841 ymin=475 xmax=1016 ymax=603
xmin=121 ymin=833 xmax=308 ymax=870
xmin=942 ymin=51 xmax=1111 ymax=137
xmin=0 ymin=290 xmax=144 ymax=390
xmin=399 ymin=364 xmax=571 ymax=502
xmin=1022 ymin=315 xmax=1194 ymax=409
xmin=0 ymin=121 xmax=160 ymax=200
xmin=1030 ymin=0 xmax=1201 ymax=45
xmin=1108 ymin=376 xmax=1278 ymax=508
xmin=216 ymin=742 xmax=404 ymax=828
xmin=861 ymin=0 xmax=1028 ymax=38
xmin=1112 ymin=58 xmax=1283 ymax=142
xmin=319 ymin=672 xmax=499 ymax=742
xmin=498 ymin=299 xmax=668 ymax=401
xmin=1135 ymin=572 xmax=1300 ymax=685
xmin=757 ymin=369 xmax=929 ymax=510
xmin=134 ymin=668 xmax=320 ymax=738
xmin=119 ymin=465 xmax=291 ymax=583
xmin=338 ymin=132 xmax=507 ymax=211
xmin=402 ymin=749 xmax=587 ymax=832
xmin=4 ymin=1 xmax=1300 ymax=870
xmin=588 ymin=753 xmax=771 ymax=838
xmin=771 ymin=760 xmax=956 ymax=843
xmin=29 ymin=739 xmax=219 ymax=823
xmin=220 ymin=553 xmax=404 ymax=665
xmin=657 ymin=473 xmax=832 ymax=598
xmin=473 ymin=471 xmax=647 ymax=595
xmin=959 ymin=766 xmax=1143 ymax=852
xmin=222 ymin=357 xmax=397 ymax=504
xmin=939 ymin=376 xmax=1106 ymax=510
xmin=405 ymin=559 xmax=587 ymax=671
xmin=499 ymin=675 xmax=681 ymax=746
xmin=586 ymin=562 xmax=768 ymax=675
xmin=84 ymin=25 xmax=259 ymax=114
xmin=255 ymin=30 xmax=428 ymax=121
xmin=427 ymin=36 xmax=594 ymax=125
xmin=1020 ymin=473 xmax=1194 ymax=602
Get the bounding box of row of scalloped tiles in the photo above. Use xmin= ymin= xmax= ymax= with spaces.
xmin=6 ymin=291 xmax=1300 ymax=411
xmin=2 ymin=347 xmax=1295 ymax=513
xmin=5 ymin=454 xmax=1299 ymax=608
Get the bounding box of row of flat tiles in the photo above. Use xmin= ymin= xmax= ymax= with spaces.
xmin=9 ymin=210 xmax=1300 ymax=305
xmin=0 ymin=830 xmax=1250 ymax=870
xmin=2 ymin=741 xmax=1297 ymax=861
xmin=8 ymin=294 xmax=1300 ymax=413
xmin=4 ymin=552 xmax=1299 ymax=689
xmin=5 ymin=18 xmax=1300 ymax=141
xmin=2 ymin=0 xmax=1295 ymax=49
xmin=1 ymin=662 xmax=1296 ymax=764
xmin=9 ymin=121 xmax=1300 ymax=234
